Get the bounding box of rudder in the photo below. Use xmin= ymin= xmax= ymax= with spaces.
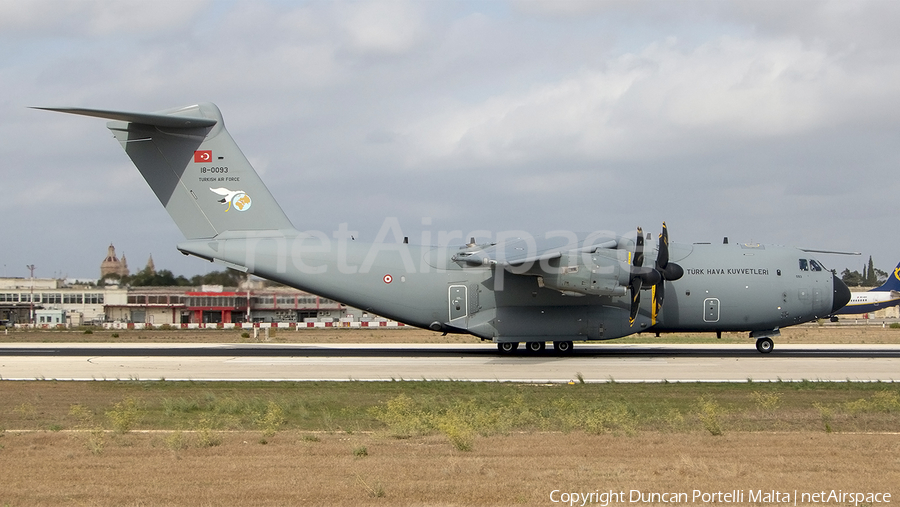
xmin=873 ymin=260 xmax=900 ymax=292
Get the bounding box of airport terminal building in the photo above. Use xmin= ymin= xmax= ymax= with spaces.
xmin=1 ymin=244 xmax=391 ymax=328
xmin=0 ymin=277 xmax=373 ymax=327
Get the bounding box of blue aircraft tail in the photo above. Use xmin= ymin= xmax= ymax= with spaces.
xmin=872 ymin=261 xmax=900 ymax=292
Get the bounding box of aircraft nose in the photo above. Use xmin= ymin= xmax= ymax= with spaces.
xmin=831 ymin=273 xmax=851 ymax=314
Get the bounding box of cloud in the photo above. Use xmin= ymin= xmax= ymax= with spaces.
xmin=334 ymin=0 xmax=428 ymax=55
xmin=396 ymin=34 xmax=882 ymax=173
xmin=0 ymin=0 xmax=208 ymax=38
xmin=5 ymin=0 xmax=900 ymax=277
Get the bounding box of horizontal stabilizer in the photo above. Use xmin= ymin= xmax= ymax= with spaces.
xmin=32 ymin=106 xmax=217 ymax=129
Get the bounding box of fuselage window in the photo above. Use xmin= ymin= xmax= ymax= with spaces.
xmin=799 ymin=259 xmax=809 ymax=271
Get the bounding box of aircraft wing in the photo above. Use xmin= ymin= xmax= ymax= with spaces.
xmin=451 ymin=234 xmax=620 ymax=268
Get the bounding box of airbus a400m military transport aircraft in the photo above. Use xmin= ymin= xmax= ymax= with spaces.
xmin=39 ymin=103 xmax=851 ymax=354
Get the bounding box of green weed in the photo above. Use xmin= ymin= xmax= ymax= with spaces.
xmin=255 ymin=401 xmax=287 ymax=438
xmin=356 ymin=475 xmax=385 ymax=498
xmin=695 ymin=396 xmax=725 ymax=436
xmin=13 ymin=402 xmax=37 ymax=420
xmin=165 ymin=431 xmax=187 ymax=451
xmin=813 ymin=402 xmax=834 ymax=433
xmin=193 ymin=416 xmax=222 ymax=447
xmin=86 ymin=427 xmax=105 ymax=455
xmin=68 ymin=404 xmax=95 ymax=426
xmin=162 ymin=397 xmax=201 ymax=416
xmin=750 ymin=391 xmax=782 ymax=412
xmin=106 ymin=397 xmax=141 ymax=434
xmin=843 ymin=391 xmax=900 ymax=413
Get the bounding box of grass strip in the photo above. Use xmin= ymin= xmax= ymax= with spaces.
xmin=2 ymin=380 xmax=898 ymax=438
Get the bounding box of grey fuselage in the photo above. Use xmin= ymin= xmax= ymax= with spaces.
xmin=179 ymin=232 xmax=847 ymax=343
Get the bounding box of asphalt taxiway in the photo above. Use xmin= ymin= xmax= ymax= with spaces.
xmin=0 ymin=343 xmax=897 ymax=382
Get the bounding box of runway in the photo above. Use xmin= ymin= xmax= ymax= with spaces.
xmin=1 ymin=342 xmax=898 ymax=382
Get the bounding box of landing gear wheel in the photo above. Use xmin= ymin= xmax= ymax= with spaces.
xmin=553 ymin=341 xmax=574 ymax=354
xmin=498 ymin=342 xmax=518 ymax=354
xmin=526 ymin=341 xmax=546 ymax=352
xmin=756 ymin=337 xmax=774 ymax=354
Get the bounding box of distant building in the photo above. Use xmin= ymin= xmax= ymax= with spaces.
xmin=0 ymin=277 xmax=372 ymax=327
xmin=35 ymin=309 xmax=66 ymax=327
xmin=100 ymin=244 xmax=129 ymax=279
xmin=0 ymin=277 xmax=115 ymax=326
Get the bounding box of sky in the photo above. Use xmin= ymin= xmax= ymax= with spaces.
xmin=2 ymin=0 xmax=900 ymax=281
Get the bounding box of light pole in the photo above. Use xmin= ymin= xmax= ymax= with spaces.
xmin=26 ymin=264 xmax=35 ymax=326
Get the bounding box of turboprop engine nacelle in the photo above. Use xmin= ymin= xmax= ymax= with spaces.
xmin=537 ymin=250 xmax=631 ymax=297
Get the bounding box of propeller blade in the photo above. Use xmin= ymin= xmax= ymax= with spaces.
xmin=657 ymin=222 xmax=669 ymax=269
xmin=633 ymin=227 xmax=644 ymax=268
xmin=656 ymin=222 xmax=684 ymax=281
xmin=654 ymin=280 xmax=664 ymax=315
xmin=629 ymin=277 xmax=642 ymax=324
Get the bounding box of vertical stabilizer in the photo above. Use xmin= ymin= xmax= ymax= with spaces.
xmin=38 ymin=103 xmax=294 ymax=240
xmin=873 ymin=260 xmax=900 ymax=292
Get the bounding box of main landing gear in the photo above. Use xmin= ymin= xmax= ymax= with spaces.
xmin=755 ymin=337 xmax=774 ymax=354
xmin=498 ymin=342 xmax=518 ymax=353
xmin=496 ymin=341 xmax=574 ymax=354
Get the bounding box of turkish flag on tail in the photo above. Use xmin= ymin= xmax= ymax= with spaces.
xmin=194 ymin=150 xmax=212 ymax=163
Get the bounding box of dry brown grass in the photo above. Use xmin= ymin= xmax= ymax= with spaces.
xmin=4 ymin=322 xmax=900 ymax=344
xmin=1 ymin=431 xmax=897 ymax=506
xmin=1 ymin=326 xmax=898 ymax=504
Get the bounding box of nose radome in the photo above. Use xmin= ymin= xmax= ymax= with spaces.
xmin=831 ymin=273 xmax=851 ymax=314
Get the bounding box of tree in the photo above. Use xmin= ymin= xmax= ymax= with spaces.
xmin=110 ymin=265 xmax=244 ymax=287
xmin=865 ymin=256 xmax=877 ymax=286
xmin=189 ymin=269 xmax=245 ymax=287
xmin=841 ymin=268 xmax=864 ymax=287
xmin=123 ymin=268 xmax=185 ymax=287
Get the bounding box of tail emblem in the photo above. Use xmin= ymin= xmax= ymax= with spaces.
xmin=210 ymin=187 xmax=252 ymax=212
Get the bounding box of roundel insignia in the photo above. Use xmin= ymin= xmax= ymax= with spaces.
xmin=232 ymin=192 xmax=252 ymax=212
xmin=383 ymin=274 xmax=393 ymax=284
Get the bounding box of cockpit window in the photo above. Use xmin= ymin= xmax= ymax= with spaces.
xmin=798 ymin=258 xmax=827 ymax=272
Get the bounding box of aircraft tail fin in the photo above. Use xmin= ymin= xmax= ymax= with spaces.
xmin=36 ymin=103 xmax=294 ymax=240
xmin=872 ymin=260 xmax=900 ymax=292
